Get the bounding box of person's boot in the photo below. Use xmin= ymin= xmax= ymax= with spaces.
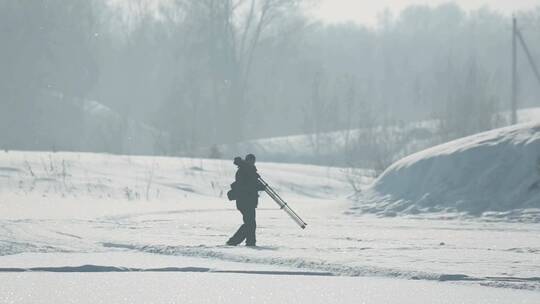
xmin=226 ymin=239 xmax=239 ymax=246
xmin=245 ymin=236 xmax=256 ymax=246
xmin=227 ymin=225 xmax=246 ymax=246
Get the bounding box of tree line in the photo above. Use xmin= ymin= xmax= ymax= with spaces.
xmin=1 ymin=1 xmax=539 ymax=165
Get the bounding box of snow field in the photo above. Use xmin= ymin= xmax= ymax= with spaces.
xmin=0 ymin=150 xmax=539 ymax=302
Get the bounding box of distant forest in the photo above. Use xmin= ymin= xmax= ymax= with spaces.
xmin=1 ymin=1 xmax=539 ymax=157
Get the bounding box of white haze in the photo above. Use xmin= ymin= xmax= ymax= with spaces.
xmin=312 ymin=0 xmax=540 ymax=26
xmin=2 ymin=1 xmax=540 ymax=302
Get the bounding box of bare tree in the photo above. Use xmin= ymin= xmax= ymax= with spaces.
xmin=181 ymin=0 xmax=306 ymax=143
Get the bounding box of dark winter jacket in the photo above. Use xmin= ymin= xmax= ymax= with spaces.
xmin=234 ymin=161 xmax=265 ymax=209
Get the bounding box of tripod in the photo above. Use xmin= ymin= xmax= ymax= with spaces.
xmin=258 ymin=177 xmax=307 ymax=229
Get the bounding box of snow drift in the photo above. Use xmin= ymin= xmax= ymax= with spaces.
xmin=361 ymin=122 xmax=540 ymax=220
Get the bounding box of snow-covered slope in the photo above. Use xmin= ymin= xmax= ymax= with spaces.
xmin=0 ymin=151 xmax=350 ymax=220
xmin=208 ymin=107 xmax=540 ymax=168
xmin=360 ymin=122 xmax=540 ymax=221
xmin=208 ymin=120 xmax=438 ymax=167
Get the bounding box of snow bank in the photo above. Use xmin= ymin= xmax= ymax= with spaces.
xmin=360 ymin=122 xmax=540 ymax=220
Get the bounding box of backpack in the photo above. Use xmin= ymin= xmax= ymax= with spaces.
xmin=227 ymin=181 xmax=238 ymax=201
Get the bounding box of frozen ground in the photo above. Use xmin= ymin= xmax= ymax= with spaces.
xmin=2 ymin=265 xmax=537 ymax=304
xmin=0 ymin=151 xmax=539 ymax=303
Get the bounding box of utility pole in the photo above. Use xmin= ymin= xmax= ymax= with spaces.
xmin=511 ymin=16 xmax=540 ymax=125
xmin=516 ymin=29 xmax=540 ymax=89
xmin=512 ymin=16 xmax=517 ymax=125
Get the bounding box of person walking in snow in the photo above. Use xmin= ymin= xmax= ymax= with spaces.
xmin=226 ymin=154 xmax=265 ymax=246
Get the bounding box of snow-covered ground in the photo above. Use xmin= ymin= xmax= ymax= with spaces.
xmin=362 ymin=121 xmax=540 ymax=222
xmin=0 ymin=151 xmax=539 ymax=303
xmin=211 ymin=107 xmax=540 ymax=167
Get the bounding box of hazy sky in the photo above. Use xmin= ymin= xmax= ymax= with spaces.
xmin=110 ymin=0 xmax=540 ymax=27
xmin=311 ymin=0 xmax=539 ymax=26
